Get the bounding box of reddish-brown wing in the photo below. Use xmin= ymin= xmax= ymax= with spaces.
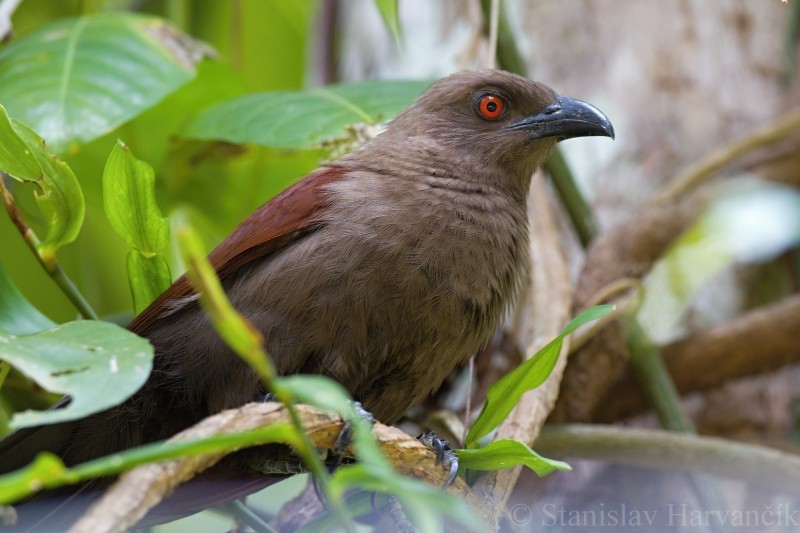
xmin=127 ymin=164 xmax=349 ymax=335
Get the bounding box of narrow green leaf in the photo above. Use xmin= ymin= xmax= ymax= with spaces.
xmin=457 ymin=439 xmax=570 ymax=476
xmin=0 ymin=452 xmax=66 ymax=504
xmin=0 ymin=262 xmax=55 ymax=335
xmin=103 ymin=141 xmax=170 ymax=255
xmin=10 ymin=121 xmax=85 ymax=262
xmin=328 ymin=464 xmax=485 ymax=533
xmin=126 ymin=250 xmax=171 ymax=314
xmin=281 ymin=374 xmax=391 ymax=475
xmin=373 ymin=0 xmax=403 ymax=46
xmin=175 ymin=221 xmax=271 ymax=380
xmin=0 ymin=105 xmax=41 ymax=181
xmin=0 ymin=424 xmax=297 ymax=504
xmin=466 ymin=305 xmax=615 ymax=446
xmin=0 ymin=321 xmax=153 ymax=428
xmin=183 ymin=80 xmax=430 ymax=149
xmin=0 ymin=13 xmax=210 ymax=153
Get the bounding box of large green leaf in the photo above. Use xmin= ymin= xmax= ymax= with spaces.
xmin=0 ymin=321 xmax=154 ymax=428
xmin=466 ymin=305 xmax=615 ymax=446
xmin=0 ymin=263 xmax=55 ymax=336
xmin=182 ymin=80 xmax=431 ymax=149
xmin=0 ymin=13 xmax=209 ymax=153
xmin=126 ymin=250 xmax=171 ymax=315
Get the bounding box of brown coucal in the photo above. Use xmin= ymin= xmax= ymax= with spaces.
xmin=0 ymin=69 xmax=613 ymax=514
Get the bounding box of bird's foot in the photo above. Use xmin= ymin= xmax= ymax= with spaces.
xmin=255 ymin=391 xmax=276 ymax=403
xmin=417 ymin=432 xmax=459 ymax=488
xmin=330 ymin=401 xmax=376 ymax=463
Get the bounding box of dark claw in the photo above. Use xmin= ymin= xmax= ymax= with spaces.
xmin=254 ymin=391 xmax=276 ymax=403
xmin=331 ymin=401 xmax=376 ymax=460
xmin=417 ymin=432 xmax=459 ymax=488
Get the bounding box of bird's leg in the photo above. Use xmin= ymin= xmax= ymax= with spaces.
xmin=417 ymin=432 xmax=459 ymax=488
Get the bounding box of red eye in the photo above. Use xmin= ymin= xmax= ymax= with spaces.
xmin=478 ymin=94 xmax=505 ymax=119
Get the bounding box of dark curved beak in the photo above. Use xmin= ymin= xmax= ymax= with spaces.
xmin=512 ymin=96 xmax=615 ymax=141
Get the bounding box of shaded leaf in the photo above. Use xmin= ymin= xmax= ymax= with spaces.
xmin=126 ymin=250 xmax=171 ymax=314
xmin=0 ymin=13 xmax=209 ymax=153
xmin=466 ymin=305 xmax=615 ymax=446
xmin=0 ymin=262 xmax=55 ymax=335
xmin=0 ymin=321 xmax=153 ymax=428
xmin=182 ymin=80 xmax=430 ymax=149
xmin=457 ymin=439 xmax=570 ymax=476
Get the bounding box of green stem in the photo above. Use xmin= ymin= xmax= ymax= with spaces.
xmin=215 ymin=500 xmax=277 ymax=533
xmin=0 ymin=176 xmax=98 ymax=320
xmin=626 ymin=321 xmax=727 ymax=530
xmin=537 ymin=424 xmax=800 ymax=495
xmin=0 ymin=362 xmax=9 ymax=391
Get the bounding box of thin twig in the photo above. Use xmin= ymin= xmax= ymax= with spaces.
xmin=652 ymin=107 xmax=800 ymax=204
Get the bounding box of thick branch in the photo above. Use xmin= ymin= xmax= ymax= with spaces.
xmin=69 ymin=402 xmax=491 ymax=533
xmin=595 ymin=293 xmax=800 ymax=422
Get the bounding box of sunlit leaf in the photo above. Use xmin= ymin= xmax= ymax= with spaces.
xmin=638 ymin=179 xmax=800 ymax=343
xmin=0 ymin=13 xmax=210 ymax=153
xmin=182 ymin=80 xmax=430 ymax=149
xmin=0 ymin=105 xmax=41 ymax=181
xmin=103 ymin=141 xmax=170 ymax=255
xmin=466 ymin=305 xmax=615 ymax=446
xmin=457 ymin=439 xmax=570 ymax=476
xmin=8 ymin=120 xmax=85 ymax=262
xmin=0 ymin=321 xmax=153 ymax=428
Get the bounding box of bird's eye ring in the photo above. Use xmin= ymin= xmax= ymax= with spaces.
xmin=477 ymin=94 xmax=506 ymax=120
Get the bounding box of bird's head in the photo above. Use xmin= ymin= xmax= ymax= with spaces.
xmin=374 ymin=69 xmax=614 ymax=197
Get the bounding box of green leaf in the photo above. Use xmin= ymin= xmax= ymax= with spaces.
xmin=281 ymin=374 xmax=390 ymax=474
xmin=0 ymin=321 xmax=153 ymax=428
xmin=182 ymin=80 xmax=430 ymax=149
xmin=103 ymin=141 xmax=170 ymax=254
xmin=466 ymin=305 xmax=615 ymax=446
xmin=327 ymin=464 xmax=484 ymax=533
xmin=10 ymin=121 xmax=85 ymax=262
xmin=0 ymin=262 xmax=55 ymax=335
xmin=0 ymin=452 xmax=66 ymax=504
xmin=373 ymin=0 xmax=403 ymax=45
xmin=457 ymin=439 xmax=570 ymax=476
xmin=126 ymin=250 xmax=171 ymax=314
xmin=0 ymin=424 xmax=297 ymax=504
xmin=0 ymin=105 xmax=41 ymax=181
xmin=0 ymin=13 xmax=209 ymax=153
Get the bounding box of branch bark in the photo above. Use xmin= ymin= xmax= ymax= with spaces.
xmin=69 ymin=402 xmax=492 ymax=533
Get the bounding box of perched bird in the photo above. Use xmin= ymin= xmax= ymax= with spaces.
xmin=0 ymin=69 xmax=612 ymax=524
